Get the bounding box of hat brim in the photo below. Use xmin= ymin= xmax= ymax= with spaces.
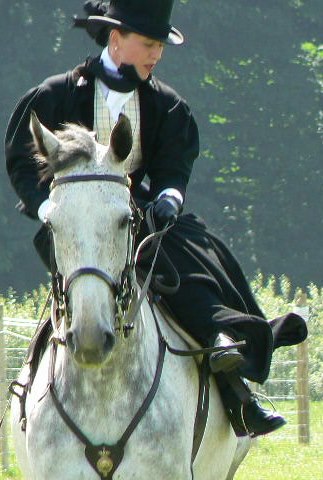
xmin=87 ymin=16 xmax=184 ymax=45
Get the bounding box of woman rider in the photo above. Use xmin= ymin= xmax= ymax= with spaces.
xmin=5 ymin=0 xmax=307 ymax=438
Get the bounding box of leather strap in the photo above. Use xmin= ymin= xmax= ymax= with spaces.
xmin=48 ymin=335 xmax=166 ymax=479
xmin=64 ymin=267 xmax=118 ymax=297
xmin=141 ymin=206 xmax=180 ymax=295
xmin=121 ymin=212 xmax=172 ymax=328
xmin=192 ymin=356 xmax=210 ymax=463
xmin=51 ymin=174 xmax=130 ymax=189
xmin=165 ymin=340 xmax=246 ymax=358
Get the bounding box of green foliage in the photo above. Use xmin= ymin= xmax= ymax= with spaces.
xmin=0 ymin=284 xmax=50 ymax=372
xmin=1 ymin=274 xmax=323 ymax=400
xmin=0 ymin=284 xmax=50 ymax=320
xmin=251 ymin=274 xmax=323 ymax=400
xmin=167 ymin=0 xmax=323 ymax=286
xmin=0 ymin=284 xmax=51 ymax=385
xmin=1 ymin=1 xmax=322 ymax=292
xmin=0 ymin=1 xmax=94 ymax=291
xmin=0 ymin=465 xmax=22 ymax=480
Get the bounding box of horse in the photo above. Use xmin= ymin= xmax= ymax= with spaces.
xmin=11 ymin=112 xmax=250 ymax=479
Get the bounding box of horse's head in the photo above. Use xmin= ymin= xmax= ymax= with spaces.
xmin=30 ymin=112 xmax=135 ymax=367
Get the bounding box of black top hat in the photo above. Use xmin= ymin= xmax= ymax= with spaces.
xmin=74 ymin=0 xmax=184 ymax=46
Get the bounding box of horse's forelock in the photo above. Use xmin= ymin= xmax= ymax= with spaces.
xmin=37 ymin=124 xmax=96 ymax=182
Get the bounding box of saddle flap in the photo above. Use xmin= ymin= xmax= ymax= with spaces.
xmin=155 ymin=300 xmax=205 ymax=363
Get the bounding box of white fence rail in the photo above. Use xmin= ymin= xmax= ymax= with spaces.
xmin=0 ymin=306 xmax=38 ymax=473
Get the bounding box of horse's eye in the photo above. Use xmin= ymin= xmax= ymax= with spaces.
xmin=119 ymin=214 xmax=131 ymax=229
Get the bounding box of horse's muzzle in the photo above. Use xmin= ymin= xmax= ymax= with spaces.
xmin=66 ymin=328 xmax=115 ymax=367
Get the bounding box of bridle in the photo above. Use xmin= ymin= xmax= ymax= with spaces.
xmin=41 ymin=171 xmax=181 ymax=480
xmin=11 ymin=173 xmax=247 ymax=480
xmin=48 ymin=173 xmax=142 ymax=340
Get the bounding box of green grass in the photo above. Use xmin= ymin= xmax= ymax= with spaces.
xmin=0 ymin=467 xmax=21 ymax=480
xmin=1 ymin=402 xmax=322 ymax=479
xmin=235 ymin=401 xmax=323 ymax=480
xmin=0 ymin=455 xmax=22 ymax=480
xmin=235 ymin=440 xmax=322 ymax=480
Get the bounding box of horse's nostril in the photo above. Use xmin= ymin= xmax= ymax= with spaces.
xmin=66 ymin=328 xmax=115 ymax=364
xmin=66 ymin=330 xmax=76 ymax=354
xmin=103 ymin=332 xmax=115 ymax=354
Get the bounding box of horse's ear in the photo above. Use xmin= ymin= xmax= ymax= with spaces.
xmin=30 ymin=111 xmax=59 ymax=157
xmin=110 ymin=114 xmax=133 ymax=162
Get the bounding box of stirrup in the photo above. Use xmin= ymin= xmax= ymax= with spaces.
xmin=238 ymin=392 xmax=285 ymax=438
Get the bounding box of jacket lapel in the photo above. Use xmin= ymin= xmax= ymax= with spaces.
xmin=68 ymin=62 xmax=161 ymax=165
xmin=138 ymin=79 xmax=160 ymax=166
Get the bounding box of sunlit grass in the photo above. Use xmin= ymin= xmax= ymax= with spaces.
xmin=0 ymin=461 xmax=22 ymax=479
xmin=0 ymin=279 xmax=322 ymax=479
xmin=235 ymin=402 xmax=323 ymax=480
xmin=235 ymin=440 xmax=322 ymax=480
xmin=1 ymin=403 xmax=321 ymax=479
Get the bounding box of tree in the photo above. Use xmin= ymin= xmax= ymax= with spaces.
xmin=0 ymin=0 xmax=322 ymax=291
xmin=167 ymin=0 xmax=323 ymax=286
xmin=0 ymin=0 xmax=94 ymax=291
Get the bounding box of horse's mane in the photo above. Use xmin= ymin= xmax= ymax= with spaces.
xmin=37 ymin=123 xmax=96 ymax=182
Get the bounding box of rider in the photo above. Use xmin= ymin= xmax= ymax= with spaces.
xmin=5 ymin=0 xmax=307 ymax=438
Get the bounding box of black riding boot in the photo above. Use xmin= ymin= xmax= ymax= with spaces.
xmin=209 ymin=333 xmax=245 ymax=373
xmin=215 ymin=371 xmax=286 ymax=438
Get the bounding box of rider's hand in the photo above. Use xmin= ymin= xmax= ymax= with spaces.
xmin=153 ymin=195 xmax=181 ymax=228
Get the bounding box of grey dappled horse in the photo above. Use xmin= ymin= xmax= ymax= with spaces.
xmin=11 ymin=113 xmax=250 ymax=479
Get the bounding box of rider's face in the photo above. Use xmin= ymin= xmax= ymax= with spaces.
xmin=110 ymin=31 xmax=164 ymax=80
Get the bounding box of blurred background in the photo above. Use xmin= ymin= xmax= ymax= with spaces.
xmin=0 ymin=0 xmax=322 ymax=293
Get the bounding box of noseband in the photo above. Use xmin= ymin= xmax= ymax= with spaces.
xmin=49 ymin=173 xmax=141 ymax=338
xmin=64 ymin=267 xmax=119 ymax=298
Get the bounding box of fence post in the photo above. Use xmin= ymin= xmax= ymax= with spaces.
xmin=293 ymin=292 xmax=310 ymax=444
xmin=0 ymin=305 xmax=9 ymax=470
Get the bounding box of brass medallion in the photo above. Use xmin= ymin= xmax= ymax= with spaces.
xmin=97 ymin=448 xmax=114 ymax=478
